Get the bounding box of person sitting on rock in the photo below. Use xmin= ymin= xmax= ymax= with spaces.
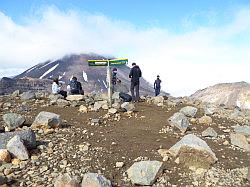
xmin=52 ymin=78 xmax=67 ymax=98
xmin=69 ymin=77 xmax=84 ymax=95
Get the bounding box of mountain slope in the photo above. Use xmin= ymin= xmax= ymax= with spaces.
xmin=14 ymin=53 xmax=154 ymax=94
xmin=190 ymin=82 xmax=250 ymax=110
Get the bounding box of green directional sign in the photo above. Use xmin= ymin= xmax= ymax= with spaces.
xmin=88 ymin=58 xmax=128 ymax=66
xmin=109 ymin=58 xmax=128 ymax=66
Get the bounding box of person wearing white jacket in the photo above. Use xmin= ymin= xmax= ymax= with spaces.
xmin=52 ymin=78 xmax=67 ymax=98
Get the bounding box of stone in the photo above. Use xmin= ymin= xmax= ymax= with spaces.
xmin=54 ymin=173 xmax=80 ymax=187
xmin=81 ymin=172 xmax=112 ymax=187
xmin=20 ymin=91 xmax=36 ymax=100
xmin=79 ymin=105 xmax=88 ymax=113
xmin=66 ymin=95 xmax=85 ymax=101
xmin=153 ymin=96 xmax=164 ymax=105
xmin=198 ymin=116 xmax=213 ymax=124
xmin=234 ymin=126 xmax=250 ymax=137
xmin=180 ymin=106 xmax=198 ymax=117
xmin=112 ymin=102 xmax=120 ymax=109
xmin=127 ymin=160 xmax=162 ymax=185
xmin=12 ymin=158 xmax=21 ymax=165
xmin=90 ymin=119 xmax=100 ymax=125
xmin=57 ymin=99 xmax=70 ymax=107
xmin=3 ymin=113 xmax=25 ymax=131
xmin=121 ymin=102 xmax=135 ymax=112
xmin=6 ymin=135 xmax=29 ymax=160
xmin=12 ymin=90 xmax=20 ymax=97
xmin=168 ymin=112 xmax=190 ymax=133
xmin=102 ymin=104 xmax=109 ymax=110
xmin=49 ymin=94 xmax=64 ymax=102
xmin=247 ymin=167 xmax=250 ymax=181
xmin=108 ymin=108 xmax=117 ymax=114
xmin=116 ymin=162 xmax=124 ymax=168
xmin=202 ymin=127 xmax=218 ymax=138
xmin=0 ymin=149 xmax=11 ymax=163
xmin=0 ymin=129 xmax=36 ymax=149
xmin=204 ymin=105 xmax=217 ymax=115
xmin=168 ymin=134 xmax=217 ymax=169
xmin=32 ymin=111 xmax=61 ymax=129
xmin=0 ymin=175 xmax=7 ymax=185
xmin=230 ymin=133 xmax=250 ymax=151
xmin=93 ymin=102 xmax=103 ymax=111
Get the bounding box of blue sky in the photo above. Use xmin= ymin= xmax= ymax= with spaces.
xmin=0 ymin=0 xmax=250 ymax=96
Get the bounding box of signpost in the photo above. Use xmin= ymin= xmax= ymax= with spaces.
xmin=88 ymin=58 xmax=128 ymax=105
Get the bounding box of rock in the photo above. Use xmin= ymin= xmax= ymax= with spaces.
xmin=93 ymin=102 xmax=103 ymax=111
xmin=20 ymin=91 xmax=36 ymax=100
xmin=102 ymin=104 xmax=109 ymax=110
xmin=66 ymin=95 xmax=85 ymax=101
xmin=230 ymin=133 xmax=250 ymax=151
xmin=127 ymin=160 xmax=162 ymax=185
xmin=0 ymin=129 xmax=36 ymax=149
xmin=54 ymin=173 xmax=80 ymax=187
xmin=12 ymin=90 xmax=20 ymax=97
xmin=57 ymin=99 xmax=70 ymax=107
xmin=168 ymin=112 xmax=190 ymax=133
xmin=2 ymin=113 xmax=25 ymax=131
xmin=121 ymin=102 xmax=135 ymax=112
xmin=35 ymin=91 xmax=47 ymax=99
xmin=234 ymin=126 xmax=250 ymax=137
xmin=79 ymin=105 xmax=88 ymax=113
xmin=0 ymin=149 xmax=11 ymax=163
xmin=204 ymin=105 xmax=217 ymax=115
xmin=158 ymin=149 xmax=169 ymax=161
xmin=198 ymin=116 xmax=213 ymax=124
xmin=180 ymin=106 xmax=198 ymax=117
xmin=112 ymin=102 xmax=120 ymax=109
xmin=90 ymin=119 xmax=100 ymax=125
xmin=81 ymin=172 xmax=112 ymax=187
xmin=108 ymin=108 xmax=117 ymax=114
xmin=116 ymin=162 xmax=124 ymax=168
xmin=202 ymin=127 xmax=218 ymax=138
xmin=49 ymin=94 xmax=64 ymax=102
xmin=12 ymin=158 xmax=21 ymax=165
xmin=32 ymin=111 xmax=61 ymax=129
xmin=168 ymin=134 xmax=217 ymax=169
xmin=0 ymin=175 xmax=7 ymax=185
xmin=112 ymin=92 xmax=120 ymax=100
xmin=247 ymin=167 xmax=250 ymax=181
xmin=153 ymin=96 xmax=164 ymax=105
xmin=6 ymin=135 xmax=29 ymax=160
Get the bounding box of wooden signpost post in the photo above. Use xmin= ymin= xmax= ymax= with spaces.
xmin=88 ymin=58 xmax=128 ymax=105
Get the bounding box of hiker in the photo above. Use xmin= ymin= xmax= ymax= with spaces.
xmin=52 ymin=78 xmax=67 ymax=98
xmin=111 ymin=68 xmax=120 ymax=92
xmin=129 ymin=62 xmax=142 ymax=102
xmin=154 ymin=75 xmax=162 ymax=96
xmin=69 ymin=77 xmax=84 ymax=95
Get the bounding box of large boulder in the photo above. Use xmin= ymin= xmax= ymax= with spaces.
xmin=6 ymin=135 xmax=29 ymax=160
xmin=32 ymin=111 xmax=61 ymax=129
xmin=127 ymin=160 xmax=163 ymax=186
xmin=20 ymin=91 xmax=36 ymax=100
xmin=66 ymin=95 xmax=85 ymax=101
xmin=168 ymin=112 xmax=190 ymax=133
xmin=0 ymin=149 xmax=11 ymax=163
xmin=0 ymin=129 xmax=36 ymax=149
xmin=234 ymin=126 xmax=250 ymax=137
xmin=169 ymin=134 xmax=217 ymax=169
xmin=121 ymin=102 xmax=135 ymax=112
xmin=81 ymin=173 xmax=112 ymax=187
xmin=3 ymin=113 xmax=25 ymax=131
xmin=230 ymin=133 xmax=250 ymax=151
xmin=54 ymin=173 xmax=80 ymax=187
xmin=180 ymin=106 xmax=198 ymax=117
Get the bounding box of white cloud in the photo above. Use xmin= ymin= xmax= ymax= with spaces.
xmin=0 ymin=7 xmax=250 ymax=96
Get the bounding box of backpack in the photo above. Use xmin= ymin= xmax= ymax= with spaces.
xmin=119 ymin=92 xmax=132 ymax=102
xmin=70 ymin=80 xmax=78 ymax=91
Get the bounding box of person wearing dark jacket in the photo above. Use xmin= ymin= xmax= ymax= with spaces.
xmin=154 ymin=75 xmax=161 ymax=96
xmin=129 ymin=62 xmax=142 ymax=102
xmin=69 ymin=77 xmax=84 ymax=95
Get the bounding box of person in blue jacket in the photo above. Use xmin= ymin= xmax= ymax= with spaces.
xmin=154 ymin=75 xmax=161 ymax=96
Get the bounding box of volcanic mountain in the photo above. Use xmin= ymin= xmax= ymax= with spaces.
xmin=8 ymin=53 xmax=154 ymax=95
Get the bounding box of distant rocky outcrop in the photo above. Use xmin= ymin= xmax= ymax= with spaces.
xmin=190 ymin=82 xmax=250 ymax=110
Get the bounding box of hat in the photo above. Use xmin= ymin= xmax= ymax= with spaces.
xmin=157 ymin=75 xmax=160 ymax=78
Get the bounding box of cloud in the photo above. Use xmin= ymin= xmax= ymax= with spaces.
xmin=0 ymin=6 xmax=250 ymax=96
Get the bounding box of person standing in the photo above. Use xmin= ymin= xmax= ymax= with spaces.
xmin=154 ymin=75 xmax=161 ymax=96
xmin=129 ymin=62 xmax=142 ymax=102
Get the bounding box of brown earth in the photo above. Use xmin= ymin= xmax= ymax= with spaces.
xmin=0 ymin=96 xmax=249 ymax=186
